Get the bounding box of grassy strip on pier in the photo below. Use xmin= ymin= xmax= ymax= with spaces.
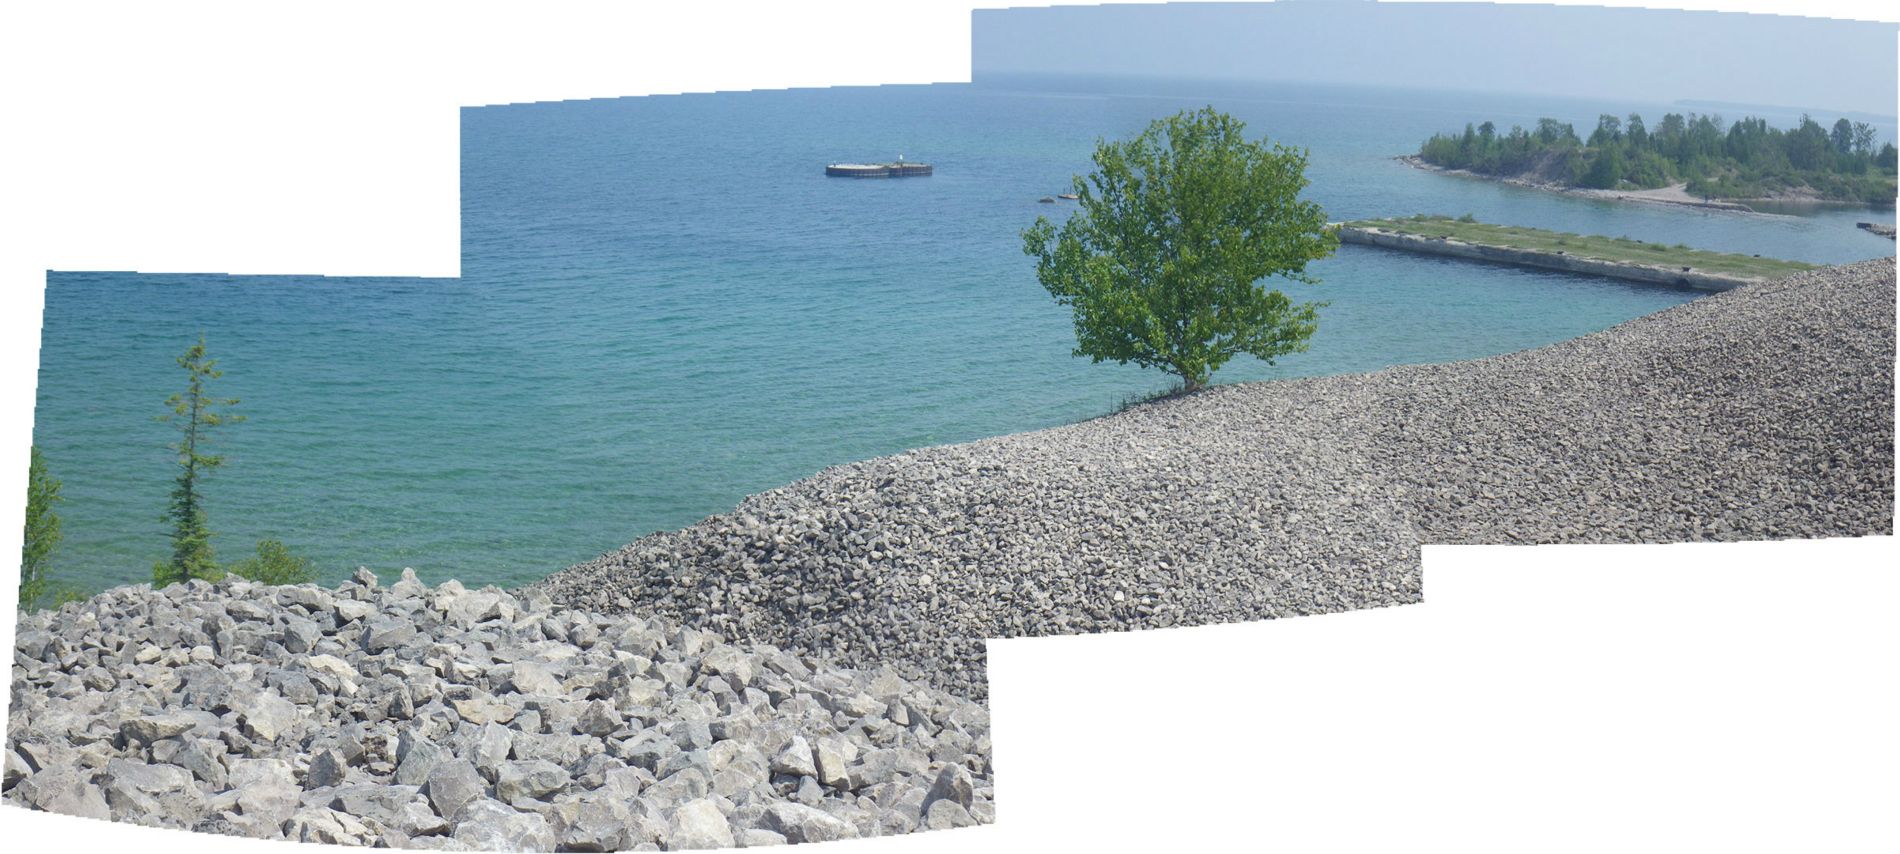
xmin=1341 ymin=215 xmax=1815 ymax=281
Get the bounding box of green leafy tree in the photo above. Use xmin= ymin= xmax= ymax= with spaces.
xmin=1535 ymin=118 xmax=1579 ymax=147
xmin=19 ymin=446 xmax=63 ymax=609
xmin=1851 ymin=122 xmax=1877 ymax=156
xmin=1785 ymin=115 xmax=1831 ymax=170
xmin=1831 ymin=118 xmax=1855 ymax=156
xmin=1588 ymin=114 xmax=1623 ymax=148
xmin=227 ymin=539 xmax=316 ymax=585
xmin=1022 ymin=107 xmax=1336 ymax=393
xmin=1625 ymin=113 xmax=1648 ymax=150
xmin=1582 ymin=144 xmax=1625 ymax=189
xmin=153 ymin=334 xmax=244 ymax=587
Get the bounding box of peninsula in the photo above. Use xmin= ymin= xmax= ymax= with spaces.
xmin=1411 ymin=112 xmax=1897 ymax=207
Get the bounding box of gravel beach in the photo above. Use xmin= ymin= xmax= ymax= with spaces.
xmin=1369 ymin=258 xmax=1893 ymax=546
xmin=539 ymin=258 xmax=1895 ymax=700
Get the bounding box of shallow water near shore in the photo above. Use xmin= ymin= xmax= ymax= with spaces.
xmin=33 ymin=75 xmax=1897 ymax=592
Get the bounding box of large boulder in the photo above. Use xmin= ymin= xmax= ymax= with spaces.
xmin=13 ymin=767 xmax=111 ymax=821
xmin=451 ymin=798 xmax=557 ymax=852
xmin=426 ymin=759 xmax=488 ymax=820
xmin=667 ymin=798 xmax=736 ymax=850
xmin=119 ymin=713 xmax=199 ymax=746
xmin=495 ymin=759 xmax=570 ymax=803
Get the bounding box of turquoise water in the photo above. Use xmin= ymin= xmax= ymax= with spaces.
xmin=33 ymin=76 xmax=1896 ymax=592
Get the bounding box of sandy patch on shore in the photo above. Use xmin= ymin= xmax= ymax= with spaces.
xmin=1396 ymin=155 xmax=1758 ymax=213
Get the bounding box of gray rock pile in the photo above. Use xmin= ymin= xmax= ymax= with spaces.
xmin=5 ymin=570 xmax=993 ymax=849
xmin=1366 ymin=257 xmax=1894 ymax=545
xmin=535 ymin=359 xmax=1422 ymax=701
xmin=9 ymin=259 xmax=1888 ymax=848
xmin=538 ymin=259 xmax=1894 ymax=699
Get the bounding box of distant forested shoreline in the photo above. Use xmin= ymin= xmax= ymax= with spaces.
xmin=1415 ymin=112 xmax=1898 ymax=206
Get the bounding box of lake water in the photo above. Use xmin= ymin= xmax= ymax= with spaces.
xmin=33 ymin=75 xmax=1896 ymax=592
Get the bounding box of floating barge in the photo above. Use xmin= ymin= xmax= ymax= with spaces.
xmin=825 ymin=161 xmax=932 ymax=178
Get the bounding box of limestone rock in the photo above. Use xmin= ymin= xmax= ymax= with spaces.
xmin=120 ymin=713 xmax=198 ymax=746
xmin=760 ymin=801 xmax=859 ymax=843
xmin=769 ymin=736 xmax=817 ymax=779
xmin=286 ymin=807 xmax=378 ymax=845
xmin=495 ymin=759 xmax=570 ymax=803
xmin=451 ymin=798 xmax=556 ymax=852
xmin=240 ymin=690 xmax=302 ymax=742
xmin=426 ymin=759 xmax=487 ymax=820
xmin=667 ymin=797 xmax=736 ymax=850
xmin=506 ymin=661 xmax=563 ymax=697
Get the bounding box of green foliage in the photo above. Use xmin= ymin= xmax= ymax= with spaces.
xmin=1456 ymin=212 xmax=1477 ymax=223
xmin=19 ymin=446 xmax=68 ymax=610
xmin=1581 ymin=145 xmax=1625 ymax=189
xmin=1623 ymin=150 xmax=1674 ymax=189
xmin=1420 ymin=116 xmax=1579 ymax=176
xmin=153 ymin=334 xmax=244 ymax=588
xmin=228 ymin=539 xmax=316 ymax=585
xmin=1417 ymin=110 xmax=1897 ymax=203
xmin=1022 ymin=107 xmax=1336 ymax=392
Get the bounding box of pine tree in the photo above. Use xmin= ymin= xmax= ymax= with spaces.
xmin=153 ymin=334 xmax=244 ymax=587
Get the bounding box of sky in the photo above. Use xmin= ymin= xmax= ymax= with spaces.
xmin=973 ymin=1 xmax=1899 ymax=119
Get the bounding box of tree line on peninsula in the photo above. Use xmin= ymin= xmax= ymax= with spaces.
xmin=1417 ymin=111 xmax=1897 ymax=204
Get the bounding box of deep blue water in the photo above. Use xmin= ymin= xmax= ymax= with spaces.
xmin=33 ymin=76 xmax=1896 ymax=592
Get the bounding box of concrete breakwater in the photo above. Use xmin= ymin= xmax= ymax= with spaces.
xmin=539 ymin=259 xmax=1894 ymax=701
xmin=1335 ymin=224 xmax=1762 ymax=290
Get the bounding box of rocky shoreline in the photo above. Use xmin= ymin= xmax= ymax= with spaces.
xmin=540 ymin=259 xmax=1894 ymax=700
xmin=7 ymin=259 xmax=1892 ymax=850
xmin=6 ymin=571 xmax=992 ymax=849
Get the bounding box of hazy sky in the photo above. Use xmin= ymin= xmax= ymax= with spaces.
xmin=973 ymin=2 xmax=1898 ymax=119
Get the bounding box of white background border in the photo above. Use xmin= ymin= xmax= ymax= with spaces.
xmin=2 ymin=2 xmax=1895 ymax=851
